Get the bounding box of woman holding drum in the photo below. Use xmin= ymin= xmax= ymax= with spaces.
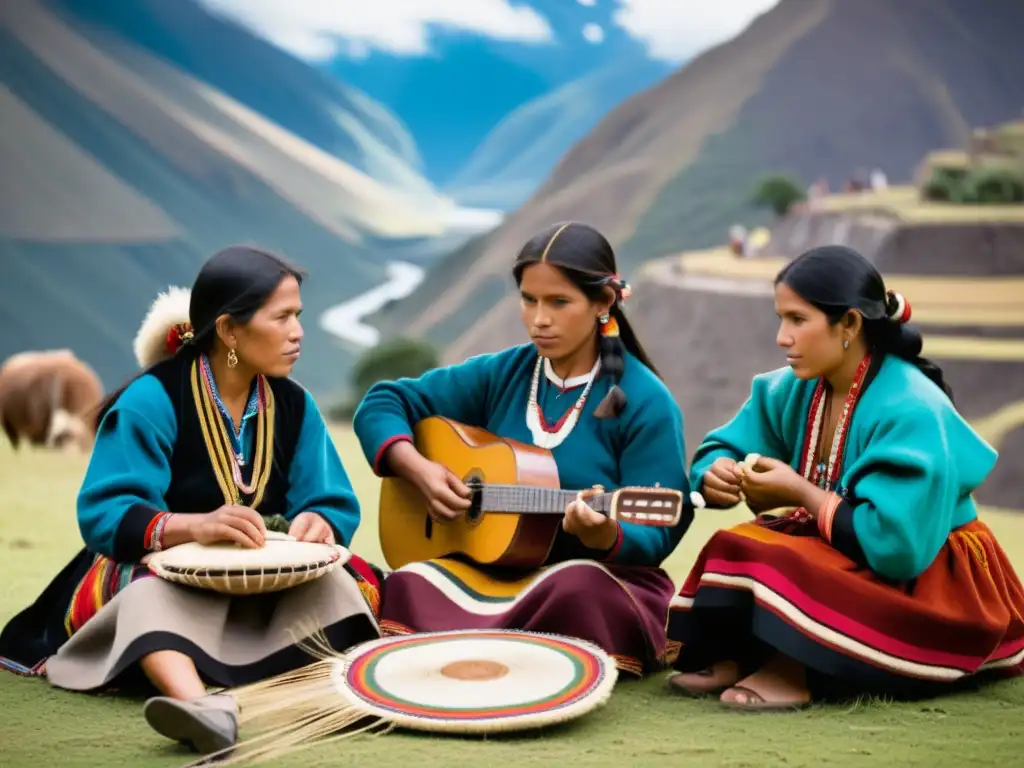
xmin=0 ymin=245 xmax=383 ymax=755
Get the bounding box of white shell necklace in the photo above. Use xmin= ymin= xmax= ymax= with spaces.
xmin=525 ymin=355 xmax=601 ymax=449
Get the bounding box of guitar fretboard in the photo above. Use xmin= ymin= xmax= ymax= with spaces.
xmin=476 ymin=484 xmax=613 ymax=515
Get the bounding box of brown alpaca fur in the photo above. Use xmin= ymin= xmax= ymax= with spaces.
xmin=0 ymin=349 xmax=104 ymax=452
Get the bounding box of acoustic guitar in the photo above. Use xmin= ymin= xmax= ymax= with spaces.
xmin=378 ymin=416 xmax=685 ymax=570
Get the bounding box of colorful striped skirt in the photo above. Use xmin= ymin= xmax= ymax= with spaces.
xmin=378 ymin=557 xmax=676 ymax=677
xmin=0 ymin=549 xmax=384 ymax=690
xmin=61 ymin=552 xmax=384 ymax=636
xmin=668 ymin=517 xmax=1024 ymax=697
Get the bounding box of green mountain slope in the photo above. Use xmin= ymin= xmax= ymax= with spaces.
xmin=0 ymin=0 xmax=475 ymax=402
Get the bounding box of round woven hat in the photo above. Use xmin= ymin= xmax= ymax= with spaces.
xmin=334 ymin=629 xmax=618 ymax=733
xmin=147 ymin=532 xmax=350 ymax=595
xmin=188 ymin=629 xmax=618 ymax=766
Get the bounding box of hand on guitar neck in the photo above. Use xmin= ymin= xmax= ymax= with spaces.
xmin=386 ymin=440 xmax=473 ymax=522
xmin=563 ymin=491 xmax=619 ymax=551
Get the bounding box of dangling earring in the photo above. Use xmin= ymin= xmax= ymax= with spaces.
xmin=227 ymin=348 xmax=239 ymax=369
xmin=843 ymin=339 xmax=850 ymax=350
xmin=599 ymin=313 xmax=619 ymax=338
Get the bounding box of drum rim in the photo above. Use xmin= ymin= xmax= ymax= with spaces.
xmin=154 ymin=555 xmax=340 ymax=577
xmin=146 ymin=541 xmax=351 ymax=584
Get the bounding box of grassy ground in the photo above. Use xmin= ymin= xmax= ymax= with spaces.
xmin=2 ymin=428 xmax=1023 ymax=767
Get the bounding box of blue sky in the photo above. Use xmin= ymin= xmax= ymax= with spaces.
xmin=191 ymin=0 xmax=780 ymax=184
xmin=196 ymin=0 xmax=780 ymax=67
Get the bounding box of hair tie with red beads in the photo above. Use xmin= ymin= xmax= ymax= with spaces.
xmin=604 ymin=274 xmax=632 ymax=303
xmin=886 ymin=290 xmax=912 ymax=324
xmin=165 ymin=322 xmax=194 ymax=355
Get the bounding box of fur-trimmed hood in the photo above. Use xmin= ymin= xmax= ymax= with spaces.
xmin=133 ymin=286 xmax=192 ymax=369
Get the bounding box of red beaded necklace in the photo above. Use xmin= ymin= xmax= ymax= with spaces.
xmin=798 ymin=354 xmax=872 ymax=492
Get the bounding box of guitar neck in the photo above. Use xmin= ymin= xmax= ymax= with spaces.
xmin=477 ymin=484 xmax=614 ymax=515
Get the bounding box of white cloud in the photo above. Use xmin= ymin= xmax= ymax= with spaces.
xmin=198 ymin=0 xmax=554 ymax=61
xmin=577 ymin=0 xmax=598 ymax=6
xmin=612 ymin=0 xmax=780 ymax=63
xmin=582 ymin=23 xmax=605 ymax=44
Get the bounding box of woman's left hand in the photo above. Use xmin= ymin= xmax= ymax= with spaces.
xmin=563 ymin=494 xmax=619 ymax=551
xmin=289 ymin=512 xmax=336 ymax=544
xmin=737 ymin=456 xmax=808 ymax=511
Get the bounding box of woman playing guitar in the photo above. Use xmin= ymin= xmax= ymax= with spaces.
xmin=354 ymin=221 xmax=696 ymax=677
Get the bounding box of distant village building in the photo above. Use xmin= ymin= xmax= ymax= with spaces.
xmin=807 ymin=178 xmax=829 ymax=209
xmin=728 ymin=224 xmax=748 ymax=257
xmin=844 ymin=169 xmax=869 ymax=192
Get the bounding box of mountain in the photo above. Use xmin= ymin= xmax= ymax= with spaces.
xmin=443 ymin=59 xmax=670 ymax=211
xmin=328 ymin=1 xmax=674 ymax=188
xmin=0 ymin=0 xmax=496 ymax=404
xmin=53 ymin=0 xmax=426 ymax=183
xmin=371 ymin=0 xmax=1024 ymax=363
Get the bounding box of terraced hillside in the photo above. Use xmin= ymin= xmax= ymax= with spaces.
xmin=625 ymin=190 xmax=1024 ymax=509
xmin=371 ymin=0 xmax=1024 ymax=364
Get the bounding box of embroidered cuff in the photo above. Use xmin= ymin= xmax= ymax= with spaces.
xmin=114 ymin=503 xmax=165 ymax=563
xmin=829 ymin=500 xmax=870 ymax=568
xmin=373 ymin=435 xmax=413 ymax=477
xmin=816 ymin=492 xmax=842 ymax=542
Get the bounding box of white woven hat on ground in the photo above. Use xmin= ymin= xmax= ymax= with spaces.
xmin=185 ymin=628 xmax=619 ymax=767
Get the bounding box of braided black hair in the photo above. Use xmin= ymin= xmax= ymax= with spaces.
xmin=512 ymin=221 xmax=659 ymax=419
xmin=776 ymin=245 xmax=953 ymax=402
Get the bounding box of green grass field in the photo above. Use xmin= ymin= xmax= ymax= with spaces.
xmin=2 ymin=427 xmax=1023 ymax=767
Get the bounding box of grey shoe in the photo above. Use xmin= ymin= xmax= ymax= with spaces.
xmin=143 ymin=692 xmax=239 ymax=755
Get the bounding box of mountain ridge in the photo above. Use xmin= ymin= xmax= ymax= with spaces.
xmin=372 ymin=0 xmax=1024 ymax=365
xmin=443 ymin=58 xmax=671 ymax=211
xmin=0 ymin=0 xmax=495 ymax=402
xmin=54 ymin=0 xmax=424 ymax=178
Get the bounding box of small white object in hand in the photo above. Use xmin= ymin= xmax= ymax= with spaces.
xmin=740 ymin=453 xmax=761 ymax=470
xmin=690 ymin=491 xmax=706 ymax=509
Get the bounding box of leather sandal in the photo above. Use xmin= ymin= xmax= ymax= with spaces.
xmin=668 ymin=661 xmax=742 ymax=697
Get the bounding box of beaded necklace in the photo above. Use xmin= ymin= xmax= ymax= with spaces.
xmin=798 ymin=354 xmax=872 ymax=493
xmin=525 ymin=355 xmax=601 ymax=449
xmin=192 ymin=356 xmax=274 ymax=504
xmin=199 ymin=353 xmax=258 ymax=466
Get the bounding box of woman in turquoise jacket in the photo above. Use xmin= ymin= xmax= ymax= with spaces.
xmin=667 ymin=245 xmax=1024 ymax=710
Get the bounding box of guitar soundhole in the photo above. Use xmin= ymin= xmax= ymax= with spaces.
xmin=465 ymin=471 xmax=484 ymax=525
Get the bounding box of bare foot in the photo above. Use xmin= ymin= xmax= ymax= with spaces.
xmin=719 ymin=655 xmax=811 ymax=711
xmin=668 ymin=660 xmax=742 ymax=696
